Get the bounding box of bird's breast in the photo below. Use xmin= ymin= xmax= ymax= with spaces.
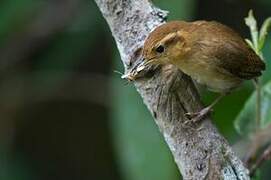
xmin=174 ymin=58 xmax=242 ymax=93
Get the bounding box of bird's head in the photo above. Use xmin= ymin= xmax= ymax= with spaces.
xmin=141 ymin=21 xmax=192 ymax=67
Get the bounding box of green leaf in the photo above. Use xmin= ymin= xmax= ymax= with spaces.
xmin=245 ymin=10 xmax=259 ymax=52
xmin=245 ymin=39 xmax=254 ymax=49
xmin=234 ymin=81 xmax=271 ymax=136
xmin=259 ymin=17 xmax=271 ymax=51
xmin=251 ymin=169 xmax=262 ymax=180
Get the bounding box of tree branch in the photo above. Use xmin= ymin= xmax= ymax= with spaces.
xmin=94 ymin=0 xmax=249 ymax=179
xmin=249 ymin=144 xmax=271 ymax=177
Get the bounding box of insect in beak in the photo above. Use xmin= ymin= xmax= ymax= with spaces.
xmin=120 ymin=58 xmax=150 ymax=81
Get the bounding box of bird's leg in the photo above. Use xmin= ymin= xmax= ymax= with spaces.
xmin=185 ymin=93 xmax=226 ymax=123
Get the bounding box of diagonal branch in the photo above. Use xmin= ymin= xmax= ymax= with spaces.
xmin=94 ymin=0 xmax=250 ymax=179
xmin=249 ymin=144 xmax=271 ymax=177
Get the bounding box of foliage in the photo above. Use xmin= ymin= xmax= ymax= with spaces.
xmin=235 ymin=81 xmax=271 ymax=135
xmin=235 ymin=10 xmax=271 ymax=136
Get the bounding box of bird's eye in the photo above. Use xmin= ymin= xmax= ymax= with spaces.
xmin=155 ymin=45 xmax=165 ymax=53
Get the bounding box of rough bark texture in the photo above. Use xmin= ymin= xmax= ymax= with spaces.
xmin=94 ymin=0 xmax=250 ymax=179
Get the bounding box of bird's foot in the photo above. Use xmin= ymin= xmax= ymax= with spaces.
xmin=184 ymin=107 xmax=213 ymax=124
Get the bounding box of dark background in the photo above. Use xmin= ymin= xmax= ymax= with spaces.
xmin=0 ymin=0 xmax=270 ymax=179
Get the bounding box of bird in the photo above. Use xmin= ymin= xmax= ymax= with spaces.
xmin=140 ymin=21 xmax=265 ymax=122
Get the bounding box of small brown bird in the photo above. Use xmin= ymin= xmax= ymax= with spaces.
xmin=140 ymin=21 xmax=265 ymax=121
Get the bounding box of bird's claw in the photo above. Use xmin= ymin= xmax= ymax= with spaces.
xmin=184 ymin=107 xmax=213 ymax=125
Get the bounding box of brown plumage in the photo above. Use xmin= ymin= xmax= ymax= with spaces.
xmin=141 ymin=21 xmax=265 ymax=121
xmin=142 ymin=21 xmax=265 ymax=92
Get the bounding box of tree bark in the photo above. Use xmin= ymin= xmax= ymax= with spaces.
xmin=94 ymin=0 xmax=250 ymax=179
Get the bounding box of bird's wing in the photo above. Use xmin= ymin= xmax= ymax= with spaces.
xmin=192 ymin=21 xmax=265 ymax=80
xmin=212 ymin=41 xmax=265 ymax=79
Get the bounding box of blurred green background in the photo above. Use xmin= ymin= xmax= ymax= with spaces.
xmin=0 ymin=0 xmax=270 ymax=179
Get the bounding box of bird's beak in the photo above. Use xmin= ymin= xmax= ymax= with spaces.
xmin=129 ymin=57 xmax=150 ymax=74
xmin=121 ymin=57 xmax=147 ymax=81
xmin=135 ymin=58 xmax=148 ymax=72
